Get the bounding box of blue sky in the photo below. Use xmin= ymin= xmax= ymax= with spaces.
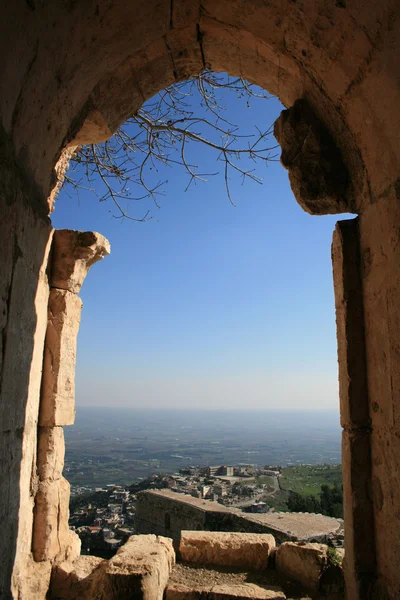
xmin=52 ymin=79 xmax=351 ymax=411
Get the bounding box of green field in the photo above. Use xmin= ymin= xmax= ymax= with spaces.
xmin=280 ymin=464 xmax=342 ymax=496
xmin=264 ymin=491 xmax=290 ymax=512
xmin=254 ymin=475 xmax=275 ymax=486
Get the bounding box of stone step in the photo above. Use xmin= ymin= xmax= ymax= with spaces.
xmin=165 ymin=582 xmax=286 ymax=599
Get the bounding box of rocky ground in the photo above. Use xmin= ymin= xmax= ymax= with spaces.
xmin=169 ymin=562 xmax=312 ymax=599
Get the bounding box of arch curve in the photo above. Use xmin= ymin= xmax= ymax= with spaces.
xmin=2 ymin=1 xmax=398 ymax=208
xmin=0 ymin=2 xmax=400 ymax=599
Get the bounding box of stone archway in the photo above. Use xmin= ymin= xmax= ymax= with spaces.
xmin=0 ymin=2 xmax=399 ymax=598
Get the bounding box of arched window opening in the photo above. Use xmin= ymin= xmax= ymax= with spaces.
xmin=2 ymin=2 xmax=398 ymax=597
xmin=56 ymin=71 xmax=347 ymax=569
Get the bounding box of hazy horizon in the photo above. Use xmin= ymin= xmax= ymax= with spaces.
xmin=75 ymin=370 xmax=339 ymax=411
xmin=64 ymin=407 xmax=342 ymax=485
xmin=75 ymin=404 xmax=340 ymax=413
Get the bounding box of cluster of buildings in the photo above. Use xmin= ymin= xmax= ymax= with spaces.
xmin=68 ymin=465 xmax=283 ymax=556
xmin=162 ymin=464 xmax=281 ymax=511
xmin=69 ymin=485 xmax=137 ymax=557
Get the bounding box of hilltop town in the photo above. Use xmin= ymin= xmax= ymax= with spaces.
xmin=69 ymin=463 xmax=344 ymax=557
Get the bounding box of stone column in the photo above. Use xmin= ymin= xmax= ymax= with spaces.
xmin=33 ymin=230 xmax=110 ymax=564
xmin=274 ymin=102 xmax=377 ymax=599
xmin=332 ymin=218 xmax=376 ymax=600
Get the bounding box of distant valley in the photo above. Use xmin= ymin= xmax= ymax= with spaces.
xmin=64 ymin=408 xmax=341 ymax=490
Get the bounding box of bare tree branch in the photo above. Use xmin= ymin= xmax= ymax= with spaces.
xmin=63 ymin=70 xmax=279 ymax=220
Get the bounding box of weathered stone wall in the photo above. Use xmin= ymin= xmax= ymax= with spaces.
xmin=0 ymin=1 xmax=399 ymax=598
xmin=31 ymin=230 xmax=110 ymax=576
xmin=332 ymin=218 xmax=375 ymax=600
xmin=0 ymin=219 xmax=109 ymax=598
xmin=358 ymin=186 xmax=400 ymax=600
xmin=0 ymin=127 xmax=53 ymax=599
xmin=331 ymin=204 xmax=400 ymax=600
xmin=1 ymin=0 xmax=398 ymax=208
xmin=135 ymin=490 xmax=342 ymax=547
xmin=136 ymin=491 xmax=209 ymax=540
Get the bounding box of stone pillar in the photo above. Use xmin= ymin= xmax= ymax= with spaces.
xmin=33 ymin=230 xmax=110 ymax=564
xmin=0 ymin=129 xmax=56 ymax=600
xmin=332 ymin=218 xmax=377 ymax=600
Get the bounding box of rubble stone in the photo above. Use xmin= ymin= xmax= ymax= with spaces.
xmin=91 ymin=534 xmax=175 ymax=600
xmin=275 ymin=542 xmax=328 ymax=594
xmin=180 ymin=531 xmax=275 ymax=571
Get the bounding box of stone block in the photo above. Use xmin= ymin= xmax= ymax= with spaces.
xmin=39 ymin=289 xmax=82 ymax=426
xmin=166 ymin=582 xmax=286 ymax=599
xmin=56 ymin=476 xmax=81 ymax=564
xmin=32 ymin=476 xmax=78 ymax=563
xmin=51 ymin=555 xmax=103 ymax=599
xmin=91 ymin=534 xmax=175 ymax=600
xmin=37 ymin=426 xmax=65 ymax=481
xmin=12 ymin=556 xmax=52 ymax=600
xmin=275 ymin=542 xmax=327 ymax=594
xmin=50 ymin=230 xmax=110 ymax=294
xmin=59 ymin=529 xmax=82 ymax=565
xmin=179 ymin=531 xmax=275 ymax=571
xmin=32 ymin=480 xmax=61 ymax=561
